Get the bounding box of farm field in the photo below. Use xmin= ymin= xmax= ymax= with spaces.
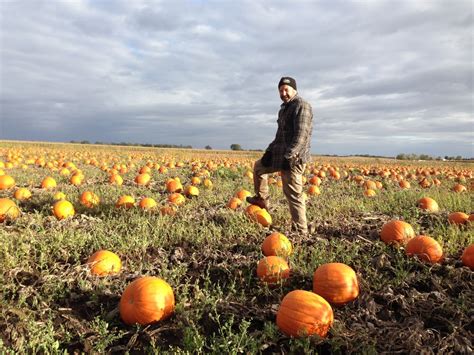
xmin=0 ymin=141 xmax=472 ymax=353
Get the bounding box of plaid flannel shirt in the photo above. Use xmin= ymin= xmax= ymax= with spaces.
xmin=266 ymin=95 xmax=313 ymax=170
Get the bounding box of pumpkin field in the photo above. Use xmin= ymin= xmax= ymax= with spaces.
xmin=0 ymin=141 xmax=472 ymax=353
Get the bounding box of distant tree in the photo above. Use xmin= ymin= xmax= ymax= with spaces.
xmin=455 ymin=155 xmax=462 ymax=160
xmin=230 ymin=144 xmax=243 ymax=151
xmin=396 ymin=154 xmax=407 ymax=160
xmin=80 ymin=140 xmax=90 ymax=144
xmin=205 ymin=145 xmax=212 ymax=150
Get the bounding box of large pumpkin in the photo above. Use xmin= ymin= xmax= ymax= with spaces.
xmin=313 ymin=263 xmax=359 ymax=306
xmin=135 ymin=173 xmax=151 ymax=186
xmin=405 ymin=235 xmax=443 ymax=263
xmin=417 ymin=197 xmax=439 ymax=213
xmin=168 ymin=192 xmax=185 ymax=206
xmin=41 ymin=176 xmax=57 ymax=189
xmin=80 ymin=191 xmax=100 ymax=208
xmin=53 ymin=200 xmax=75 ymax=220
xmin=184 ymin=185 xmax=199 ymax=198
xmin=0 ymin=175 xmax=15 ymax=190
xmin=307 ymin=185 xmax=321 ymax=196
xmin=235 ymin=189 xmax=251 ymax=201
xmin=13 ymin=187 xmax=32 ymax=201
xmin=276 ymin=290 xmax=333 ymax=338
xmin=109 ymin=174 xmax=123 ymax=185
xmin=380 ymin=220 xmax=415 ymax=245
xmin=255 ymin=208 xmax=272 ymax=227
xmin=245 ymin=204 xmax=262 ymax=221
xmin=87 ymin=250 xmax=122 ymax=276
xmin=461 ymin=244 xmax=474 ymax=270
xmin=261 ymin=232 xmax=293 ymax=258
xmin=399 ymin=180 xmax=410 ymax=189
xmin=116 ymin=195 xmax=135 ymax=209
xmin=119 ymin=276 xmax=175 ymax=325
xmin=227 ymin=197 xmax=242 ymax=210
xmin=139 ymin=197 xmax=157 ymax=210
xmin=256 ymin=256 xmax=290 ymax=285
xmin=0 ymin=198 xmax=20 ymax=222
xmin=447 ymin=212 xmax=469 ymax=225
xmin=452 ymin=184 xmax=467 ymax=193
xmin=166 ymin=179 xmax=183 ymax=193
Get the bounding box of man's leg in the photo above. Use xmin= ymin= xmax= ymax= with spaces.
xmin=248 ymin=159 xmax=277 ymax=208
xmin=281 ymin=163 xmax=307 ymax=234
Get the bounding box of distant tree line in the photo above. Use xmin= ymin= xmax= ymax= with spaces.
xmin=69 ymin=140 xmax=192 ymax=149
xmin=396 ymin=153 xmax=466 ymax=161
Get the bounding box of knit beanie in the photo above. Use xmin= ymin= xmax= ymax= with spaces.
xmin=278 ymin=77 xmax=297 ymax=90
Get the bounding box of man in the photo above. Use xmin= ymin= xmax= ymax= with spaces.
xmin=247 ymin=76 xmax=313 ymax=235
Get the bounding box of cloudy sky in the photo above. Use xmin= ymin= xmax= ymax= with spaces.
xmin=1 ymin=0 xmax=472 ymax=157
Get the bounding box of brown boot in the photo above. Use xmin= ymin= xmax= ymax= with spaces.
xmin=246 ymin=196 xmax=270 ymax=210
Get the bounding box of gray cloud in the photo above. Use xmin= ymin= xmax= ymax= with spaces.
xmin=1 ymin=0 xmax=472 ymax=157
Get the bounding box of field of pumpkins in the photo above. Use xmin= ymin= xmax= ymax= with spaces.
xmin=0 ymin=141 xmax=472 ymax=353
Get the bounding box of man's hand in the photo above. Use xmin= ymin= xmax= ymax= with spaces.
xmin=283 ymin=153 xmax=300 ymax=170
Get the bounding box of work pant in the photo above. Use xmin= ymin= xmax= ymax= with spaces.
xmin=253 ymin=159 xmax=307 ymax=234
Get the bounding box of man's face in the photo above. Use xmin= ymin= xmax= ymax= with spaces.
xmin=279 ymin=85 xmax=297 ymax=103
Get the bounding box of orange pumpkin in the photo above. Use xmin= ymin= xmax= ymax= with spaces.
xmin=53 ymin=200 xmax=75 ymax=220
xmin=139 ymin=166 xmax=151 ymax=174
xmin=41 ymin=176 xmax=57 ymax=189
xmin=276 ymin=290 xmax=333 ymax=338
xmin=135 ymin=173 xmax=151 ymax=186
xmin=261 ymin=232 xmax=293 ymax=258
xmin=461 ymin=244 xmax=474 ymax=270
xmin=364 ymin=189 xmax=376 ymax=197
xmin=452 ymin=184 xmax=467 ymax=193
xmin=184 ymin=185 xmax=199 ymax=198
xmin=256 ymin=256 xmax=290 ymax=285
xmin=255 ymin=208 xmax=272 ymax=227
xmin=227 ymin=197 xmax=242 ymax=210
xmin=245 ymin=204 xmax=262 ymax=220
xmin=0 ymin=175 xmax=15 ymax=190
xmin=119 ymin=276 xmax=175 ymax=325
xmin=80 ymin=191 xmax=100 ymax=208
xmin=166 ymin=179 xmax=183 ymax=193
xmin=191 ymin=176 xmax=201 ymax=185
xmin=69 ymin=174 xmax=84 ymax=186
xmin=168 ymin=193 xmax=185 ymax=206
xmin=405 ymin=235 xmax=443 ymax=263
xmin=13 ymin=187 xmax=32 ymax=201
xmin=364 ymin=180 xmax=377 ymax=190
xmin=53 ymin=191 xmax=66 ymax=201
xmin=116 ymin=195 xmax=135 ymax=209
xmin=313 ymin=263 xmax=359 ymax=306
xmin=87 ymin=250 xmax=122 ymax=276
xmin=380 ymin=220 xmax=415 ymax=245
xmin=139 ymin=197 xmax=157 ymax=210
xmin=309 ymin=176 xmax=321 ymax=186
xmin=447 ymin=212 xmax=469 ymax=225
xmin=399 ymin=180 xmax=410 ymax=189
xmin=235 ymin=189 xmax=251 ymax=201
xmin=307 ymin=185 xmax=320 ymax=196
xmin=109 ymin=174 xmax=123 ymax=185
xmin=0 ymin=198 xmax=20 ymax=222
xmin=417 ymin=197 xmax=439 ymax=213
xmin=203 ymin=178 xmax=213 ymax=189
